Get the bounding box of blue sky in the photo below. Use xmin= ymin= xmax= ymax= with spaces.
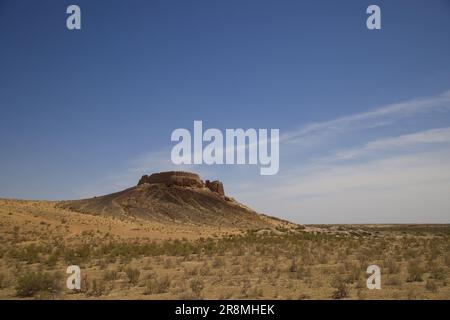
xmin=1 ymin=0 xmax=450 ymax=223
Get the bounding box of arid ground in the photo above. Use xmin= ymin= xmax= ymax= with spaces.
xmin=0 ymin=198 xmax=448 ymax=300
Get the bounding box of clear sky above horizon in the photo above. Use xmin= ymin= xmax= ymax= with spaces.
xmin=1 ymin=0 xmax=450 ymax=223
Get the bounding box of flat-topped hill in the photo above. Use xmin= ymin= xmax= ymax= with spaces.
xmin=57 ymin=171 xmax=286 ymax=229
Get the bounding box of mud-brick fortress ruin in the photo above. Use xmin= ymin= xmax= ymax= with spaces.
xmin=137 ymin=171 xmax=225 ymax=196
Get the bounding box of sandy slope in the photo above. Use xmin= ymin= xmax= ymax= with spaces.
xmin=57 ymin=183 xmax=289 ymax=229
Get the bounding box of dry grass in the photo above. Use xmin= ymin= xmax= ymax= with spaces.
xmin=0 ymin=199 xmax=449 ymax=300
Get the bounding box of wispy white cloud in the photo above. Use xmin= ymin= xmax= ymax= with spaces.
xmin=281 ymin=90 xmax=450 ymax=145
xmin=332 ymin=127 xmax=450 ymax=160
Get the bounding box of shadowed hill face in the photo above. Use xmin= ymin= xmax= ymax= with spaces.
xmin=57 ymin=172 xmax=279 ymax=229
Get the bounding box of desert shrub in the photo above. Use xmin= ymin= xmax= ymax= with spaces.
xmin=89 ymin=279 xmax=108 ymax=296
xmin=9 ymin=244 xmax=43 ymax=264
xmin=163 ymin=258 xmax=173 ymax=269
xmin=103 ymin=270 xmax=118 ymax=281
xmin=331 ymin=276 xmax=350 ymax=299
xmin=199 ymin=263 xmax=211 ymax=276
xmin=212 ymin=257 xmax=225 ymax=268
xmin=332 ymin=283 xmax=349 ymax=299
xmin=63 ymin=245 xmax=92 ymax=265
xmin=288 ymin=259 xmax=298 ymax=273
xmin=318 ymin=251 xmax=329 ymax=264
xmin=406 ymin=260 xmax=424 ymax=282
xmin=143 ymin=276 xmax=171 ymax=295
xmin=385 ymin=258 xmax=400 ymax=274
xmin=347 ymin=262 xmax=362 ymax=283
xmin=425 ymin=279 xmax=438 ymax=292
xmin=190 ymin=278 xmax=204 ymax=298
xmin=45 ymin=253 xmax=58 ymax=267
xmin=429 ymin=266 xmax=447 ymax=280
xmin=355 ymin=277 xmax=366 ymax=289
xmin=240 ymin=279 xmax=251 ymax=297
xmin=16 ymin=272 xmax=62 ymax=298
xmin=80 ymin=274 xmax=89 ymax=293
xmin=125 ymin=267 xmax=140 ymax=285
xmin=98 ymin=259 xmax=108 ymax=270
xmin=261 ymin=262 xmax=275 ymax=273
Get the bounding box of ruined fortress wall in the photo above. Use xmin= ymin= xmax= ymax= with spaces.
xmin=138 ymin=171 xmax=204 ymax=188
xmin=138 ymin=171 xmax=225 ymax=196
xmin=205 ymin=180 xmax=225 ymax=196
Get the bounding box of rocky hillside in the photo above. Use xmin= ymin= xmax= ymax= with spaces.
xmin=58 ymin=171 xmax=287 ymax=229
